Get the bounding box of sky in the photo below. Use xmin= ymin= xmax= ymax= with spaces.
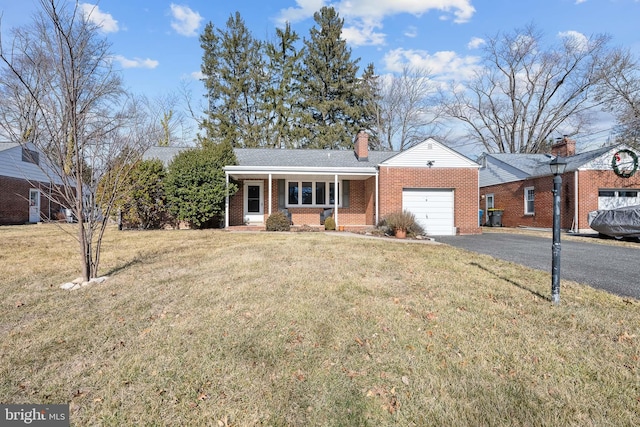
xmin=1 ymin=0 xmax=640 ymax=151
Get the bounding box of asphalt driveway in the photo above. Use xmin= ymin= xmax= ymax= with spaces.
xmin=436 ymin=231 xmax=640 ymax=300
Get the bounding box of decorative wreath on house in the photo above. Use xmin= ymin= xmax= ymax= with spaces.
xmin=611 ymin=149 xmax=638 ymax=178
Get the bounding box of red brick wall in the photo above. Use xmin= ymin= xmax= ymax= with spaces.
xmin=480 ymin=176 xmax=561 ymax=228
xmin=575 ymin=170 xmax=640 ymax=230
xmin=480 ymin=170 xmax=640 ymax=230
xmin=0 ymin=176 xmax=62 ymax=225
xmin=229 ymin=178 xmax=371 ymax=226
xmin=378 ymin=167 xmax=481 ymax=235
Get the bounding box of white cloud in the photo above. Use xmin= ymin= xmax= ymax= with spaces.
xmin=276 ymin=0 xmax=326 ymax=24
xmin=190 ymin=71 xmax=204 ymax=80
xmin=170 ymin=4 xmax=203 ymax=37
xmin=575 ymin=0 xmax=587 ymax=4
xmin=80 ymin=3 xmax=119 ymax=33
xmin=276 ymin=0 xmax=475 ymax=47
xmin=113 ymin=55 xmax=159 ymax=69
xmin=383 ymin=48 xmax=481 ymax=82
xmin=404 ymin=26 xmax=418 ymax=38
xmin=342 ymin=18 xmax=386 ymax=46
xmin=558 ymin=30 xmax=589 ymax=52
xmin=467 ymin=36 xmax=485 ymax=49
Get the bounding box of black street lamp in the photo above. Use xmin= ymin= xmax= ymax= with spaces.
xmin=549 ymin=156 xmax=567 ymax=304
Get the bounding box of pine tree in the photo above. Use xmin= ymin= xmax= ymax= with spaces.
xmin=360 ymin=63 xmax=382 ymax=149
xmin=264 ymin=23 xmax=304 ymax=148
xmin=199 ymin=13 xmax=266 ymax=148
xmin=300 ymin=6 xmax=366 ymax=149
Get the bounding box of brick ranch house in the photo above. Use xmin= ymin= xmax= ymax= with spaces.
xmin=0 ymin=142 xmax=64 ymax=225
xmin=146 ymin=131 xmax=482 ymax=235
xmin=478 ymin=137 xmax=640 ymax=232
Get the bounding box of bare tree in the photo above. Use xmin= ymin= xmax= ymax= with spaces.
xmin=0 ymin=0 xmax=157 ymax=281
xmin=377 ymin=65 xmax=444 ymax=151
xmin=594 ymin=48 xmax=640 ymax=146
xmin=146 ymin=91 xmax=195 ymax=146
xmin=440 ymin=24 xmax=611 ymax=153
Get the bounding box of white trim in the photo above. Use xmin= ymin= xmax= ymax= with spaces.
xmin=268 ymin=173 xmax=272 ymax=217
xmin=524 ymin=186 xmax=535 ymax=215
xmin=225 ymin=166 xmax=377 ymax=176
xmin=29 ymin=188 xmax=40 ymax=223
xmin=285 ymin=179 xmax=341 ymax=208
xmin=243 ymin=180 xmax=264 ymax=224
xmin=375 ymin=169 xmax=379 ymax=225
xmin=485 ymin=193 xmax=494 ymax=224
xmin=225 ymin=172 xmax=229 ymax=229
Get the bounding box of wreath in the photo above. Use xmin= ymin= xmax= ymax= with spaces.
xmin=611 ymin=149 xmax=638 ymax=178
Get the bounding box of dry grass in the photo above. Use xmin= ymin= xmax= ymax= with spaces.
xmin=1 ymin=224 xmax=639 ymax=426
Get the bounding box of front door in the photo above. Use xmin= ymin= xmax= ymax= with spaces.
xmin=244 ymin=181 xmax=264 ymax=224
xmin=29 ymin=189 xmax=40 ymax=223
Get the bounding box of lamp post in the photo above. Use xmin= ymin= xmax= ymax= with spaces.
xmin=549 ymin=156 xmax=567 ymax=304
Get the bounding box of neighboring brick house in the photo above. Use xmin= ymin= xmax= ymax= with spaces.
xmin=0 ymin=142 xmax=63 ymax=225
xmin=478 ymin=137 xmax=640 ymax=232
xmin=145 ymin=131 xmax=481 ymax=235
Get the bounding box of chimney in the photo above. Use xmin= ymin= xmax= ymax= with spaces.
xmin=551 ymin=135 xmax=576 ymax=157
xmin=354 ymin=130 xmax=369 ymax=161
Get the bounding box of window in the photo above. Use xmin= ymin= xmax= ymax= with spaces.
xmin=286 ymin=180 xmax=340 ymax=207
xmin=524 ymin=187 xmax=535 ymax=215
xmin=485 ymin=194 xmax=494 ymax=211
xmin=288 ymin=182 xmax=298 ymax=205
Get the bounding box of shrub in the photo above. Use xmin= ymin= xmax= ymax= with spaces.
xmin=384 ymin=210 xmax=422 ymax=235
xmin=266 ymin=211 xmax=291 ymax=231
xmin=164 ymin=143 xmax=238 ymax=229
xmin=324 ymin=216 xmax=336 ymax=230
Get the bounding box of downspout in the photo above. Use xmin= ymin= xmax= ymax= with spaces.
xmin=573 ymin=170 xmax=579 ymax=233
xmin=268 ymin=173 xmax=272 ymax=217
xmin=375 ymin=168 xmax=379 ymax=226
xmin=225 ymin=172 xmax=229 ymax=229
xmin=334 ymin=174 xmax=339 ymax=227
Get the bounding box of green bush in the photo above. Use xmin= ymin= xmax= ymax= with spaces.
xmin=164 ymin=142 xmax=238 ymax=229
xmin=266 ymin=211 xmax=291 ymax=231
xmin=324 ymin=216 xmax=336 ymax=230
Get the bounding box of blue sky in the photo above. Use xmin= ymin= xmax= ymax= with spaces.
xmin=2 ymin=0 xmax=640 ymax=149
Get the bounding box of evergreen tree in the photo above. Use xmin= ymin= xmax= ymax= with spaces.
xmin=165 ymin=142 xmax=238 ymax=228
xmin=300 ymin=6 xmax=366 ymax=149
xmin=199 ymin=13 xmax=266 ymax=148
xmin=360 ymin=62 xmax=382 ymax=149
xmin=264 ymin=23 xmax=304 ymax=148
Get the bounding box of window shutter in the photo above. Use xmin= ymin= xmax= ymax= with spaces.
xmin=343 ymin=180 xmax=350 ymax=208
xmin=278 ymin=179 xmax=285 ymax=210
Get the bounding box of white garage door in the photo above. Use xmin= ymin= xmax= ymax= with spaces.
xmin=402 ymin=189 xmax=455 ymax=235
xmin=598 ymin=189 xmax=640 ymax=210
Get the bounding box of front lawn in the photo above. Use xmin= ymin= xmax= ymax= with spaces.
xmin=1 ymin=225 xmax=638 ymax=425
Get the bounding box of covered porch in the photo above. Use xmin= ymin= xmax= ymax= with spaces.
xmin=224 ymin=166 xmax=380 ymax=229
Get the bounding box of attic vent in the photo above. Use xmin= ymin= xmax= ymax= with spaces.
xmin=427 ymin=143 xmax=433 ymax=150
xmin=22 ymin=148 xmax=39 ymax=165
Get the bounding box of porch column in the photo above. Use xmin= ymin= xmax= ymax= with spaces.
xmin=268 ymin=173 xmax=272 ymax=217
xmin=375 ymin=169 xmax=379 ymax=225
xmin=334 ymin=174 xmax=339 ymax=227
xmin=225 ymin=172 xmax=230 ymax=229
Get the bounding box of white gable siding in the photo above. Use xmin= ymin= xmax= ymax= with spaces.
xmin=579 ymin=147 xmax=632 ymax=171
xmin=0 ymin=144 xmax=54 ymax=183
xmin=379 ymin=138 xmax=479 ymax=169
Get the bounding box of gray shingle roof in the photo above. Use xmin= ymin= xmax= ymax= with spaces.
xmin=143 ymin=146 xmax=397 ymax=168
xmin=488 ymin=145 xmax=616 ymax=177
xmin=234 ymin=148 xmax=396 ymax=168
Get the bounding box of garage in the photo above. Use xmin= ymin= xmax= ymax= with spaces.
xmin=402 ymin=188 xmax=455 ymax=235
xmin=598 ymin=189 xmax=640 ymax=210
